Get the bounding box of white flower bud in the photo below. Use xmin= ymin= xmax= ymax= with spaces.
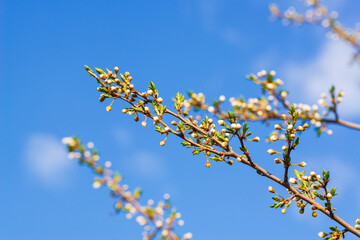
xmin=326 ymin=193 xmax=332 ymax=199
xmin=318 ymin=232 xmax=327 ymax=238
xmin=299 ymin=162 xmax=306 ymax=167
xmin=289 ymin=178 xmax=297 ymax=184
xmin=208 ymin=106 xmax=215 ymax=113
xmin=270 ymin=135 xmax=278 ymax=142
xmin=267 ymin=149 xmax=277 ymax=155
xmin=218 ymin=120 xmax=225 ymax=126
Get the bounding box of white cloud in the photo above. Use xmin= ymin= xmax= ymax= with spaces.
xmin=283 ymin=41 xmax=360 ymax=117
xmin=24 ymin=133 xmax=72 ymax=185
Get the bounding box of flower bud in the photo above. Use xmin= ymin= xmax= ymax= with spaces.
xmin=106 ymin=105 xmax=112 ymax=112
xmin=252 ymin=137 xmax=260 ymax=142
xmin=281 ymin=114 xmax=287 ymax=121
xmin=267 ymin=149 xmax=277 ymax=155
xmin=303 ymin=123 xmax=309 ymax=128
xmin=141 ymin=121 xmax=147 ymax=127
xmin=289 ymin=178 xmax=297 ymax=184
xmin=296 ymin=126 xmax=304 ymax=131
xmin=134 ymin=115 xmax=139 ymax=122
xmin=318 ymin=232 xmax=327 ymax=238
xmin=100 ymin=74 xmax=107 ymax=80
xmin=356 ymin=225 xmax=360 ymax=230
xmin=270 ymin=135 xmax=278 ymax=142
xmin=287 ymin=124 xmax=293 ymax=130
xmin=356 ymin=219 xmax=360 ymax=224
xmin=124 ymin=72 xmax=130 ymax=77
xmin=160 ymin=140 xmax=166 ymax=146
xmin=282 ymin=145 xmax=288 ymax=151
xmin=299 ymin=162 xmax=306 ymax=167
xmin=312 ymin=210 xmax=318 ymax=218
xmin=236 ymin=157 xmax=242 ymax=162
xmin=326 ymin=193 xmax=332 ymax=199
xmin=218 ymin=120 xmax=225 ymax=126
xmin=268 ymin=186 xmax=275 ymax=193
xmin=274 ymin=124 xmax=282 ymax=130
xmin=274 ymin=157 xmax=282 ymax=164
xmin=205 ymin=161 xmax=211 ymax=168
xmin=281 ymin=208 xmax=286 ymax=214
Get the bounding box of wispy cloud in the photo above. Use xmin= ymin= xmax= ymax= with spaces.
xmin=283 ymin=41 xmax=360 ymax=117
xmin=24 ymin=133 xmax=72 ymax=186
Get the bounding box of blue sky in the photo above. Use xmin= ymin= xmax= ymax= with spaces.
xmin=1 ymin=0 xmax=360 ymax=239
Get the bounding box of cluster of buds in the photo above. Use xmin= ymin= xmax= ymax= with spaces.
xmin=291 ymin=169 xmax=338 ymax=216
xmin=87 ymin=65 xmax=266 ymax=169
xmin=270 ymin=1 xmax=360 ymax=63
xmin=269 ymin=2 xmax=329 ymax=26
xmin=266 ymin=105 xmax=307 ymax=171
xmin=318 ymin=226 xmax=347 ymax=240
xmin=181 ymin=70 xmax=344 ymax=136
xmin=268 ymin=186 xmax=293 ymax=214
xmin=62 ymin=136 xmax=190 ymax=240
